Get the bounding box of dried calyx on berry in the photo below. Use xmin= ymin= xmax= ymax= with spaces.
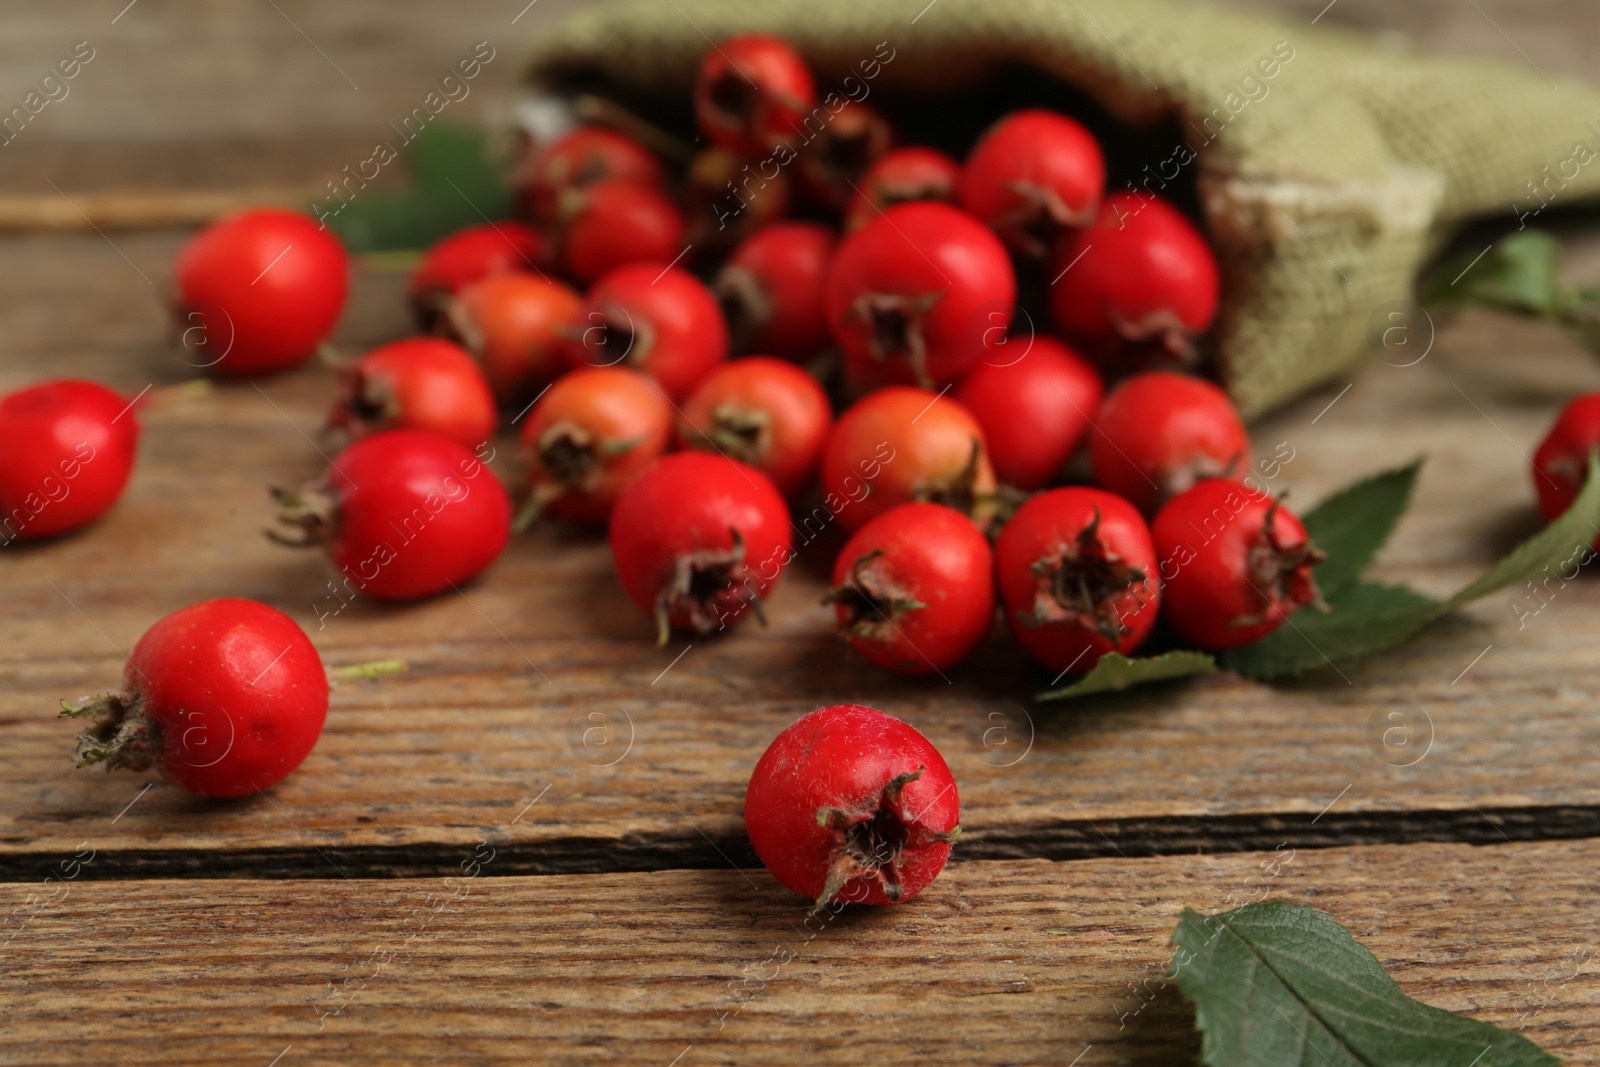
xmin=1237 ymin=497 xmax=1327 ymax=626
xmin=812 ymin=766 xmax=959 ymax=912
xmin=824 ymin=548 xmax=927 ymax=639
xmin=653 ymin=526 xmax=761 ymax=645
xmin=61 ymin=690 xmax=157 ymax=772
xmin=1020 ymin=508 xmax=1151 ymax=644
xmin=849 ymin=291 xmax=943 ymax=389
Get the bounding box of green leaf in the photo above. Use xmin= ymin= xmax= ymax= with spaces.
xmin=1035 ymin=650 xmax=1216 ymax=702
xmin=1298 ymin=459 xmax=1422 ymax=598
xmin=1171 ymin=902 xmax=1560 ymax=1067
xmin=1427 ymin=230 xmax=1562 ymax=316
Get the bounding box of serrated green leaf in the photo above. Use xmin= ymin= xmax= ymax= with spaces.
xmin=1299 ymin=459 xmax=1422 ymax=598
xmin=1035 ymin=650 xmax=1216 ymax=702
xmin=1171 ymin=902 xmax=1559 ymax=1067
xmin=1427 ymin=230 xmax=1562 ymax=315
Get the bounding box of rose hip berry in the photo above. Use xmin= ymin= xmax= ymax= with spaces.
xmin=959 ymin=109 xmax=1105 ymax=258
xmin=567 ymin=263 xmax=729 ymax=401
xmin=819 ymin=386 xmax=997 ymax=533
xmin=693 ymin=34 xmax=817 ymax=158
xmin=745 ymin=704 xmax=960 ymax=909
xmin=408 ymin=221 xmax=544 ymax=327
xmin=1050 ymin=192 xmax=1220 ymax=361
xmin=677 ymin=357 xmax=832 ymax=498
xmin=62 ymin=599 xmax=328 ymax=797
xmin=521 ymin=366 xmax=673 ymax=525
xmin=445 ymin=272 xmax=582 ymax=407
xmin=0 ymin=379 xmax=139 ymax=543
xmin=995 ymin=487 xmax=1161 ymax=675
xmin=271 ymin=430 xmax=510 ymax=602
xmin=954 ymin=336 xmax=1104 ymax=491
xmin=824 ymin=202 xmax=1015 ymax=389
xmin=173 ymin=208 xmax=349 ymax=376
xmin=795 ymin=99 xmax=894 ymax=209
xmin=329 ymin=337 xmax=497 ymax=449
xmin=1089 ymin=371 xmax=1248 ymax=514
xmin=713 ymin=222 xmax=836 ymax=361
xmin=827 ymin=503 xmax=995 ymax=675
xmin=609 ymin=452 xmax=791 ymax=643
xmin=1151 ymin=479 xmax=1325 ymax=650
xmin=519 ymin=126 xmax=666 ymax=226
xmin=555 ymin=180 xmax=686 ymax=286
xmin=844 ymin=146 xmax=962 ymax=231
xmin=1531 ymin=392 xmax=1600 ymax=524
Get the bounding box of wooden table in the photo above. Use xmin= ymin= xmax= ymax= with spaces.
xmin=4 ymin=2 xmax=1600 ymax=1063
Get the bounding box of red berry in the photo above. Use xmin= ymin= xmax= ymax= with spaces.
xmin=745 ymin=704 xmax=960 ymax=908
xmin=713 ymin=222 xmax=836 ymax=360
xmin=555 ymin=180 xmax=686 ymax=286
xmin=445 ymin=272 xmax=582 ymax=408
xmin=794 ymin=99 xmax=894 ymax=208
xmin=1050 ymin=192 xmax=1219 ymax=361
xmin=819 ymin=386 xmax=996 ymax=534
xmin=63 ymin=599 xmax=327 ymax=797
xmin=995 ymin=487 xmax=1161 ymax=674
xmin=408 ymin=222 xmax=543 ymax=327
xmin=0 ymin=379 xmax=139 ymax=543
xmin=173 ymin=208 xmax=349 ymax=376
xmin=1089 ymin=371 xmax=1248 ymax=514
xmin=827 ymin=503 xmax=995 ymax=674
xmin=608 ymin=452 xmax=791 ymax=642
xmin=954 ymin=336 xmax=1103 ymax=491
xmin=567 ymin=263 xmax=729 ymax=401
xmin=693 ymin=34 xmax=817 ymax=157
xmin=329 ymin=337 xmax=497 ymax=449
xmin=521 ymin=366 xmax=673 ymax=525
xmin=271 ymin=430 xmax=510 ymax=602
xmin=958 ymin=110 xmax=1105 ymax=258
xmin=1532 ymin=392 xmax=1600 ymax=523
xmin=677 ymin=357 xmax=832 ymax=497
xmin=824 ymin=202 xmax=1014 ymax=389
xmin=520 ymin=127 xmax=666 ymax=226
xmin=844 ymin=146 xmax=962 ymax=232
xmin=1151 ymin=479 xmax=1324 ymax=650
xmin=684 ymin=147 xmax=794 ymax=251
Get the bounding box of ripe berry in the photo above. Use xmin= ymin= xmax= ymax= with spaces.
xmin=954 ymin=336 xmax=1103 ymax=491
xmin=521 ymin=365 xmax=672 ymax=525
xmin=819 ymin=386 xmax=996 ymax=534
xmin=445 ymin=272 xmax=582 ymax=407
xmin=329 ymin=337 xmax=497 ymax=449
xmin=271 ymin=430 xmax=510 ymax=601
xmin=827 ymin=503 xmax=995 ymax=675
xmin=609 ymin=452 xmax=791 ymax=642
xmin=1050 ymin=192 xmax=1220 ymax=361
xmin=693 ymin=34 xmax=817 ymax=157
xmin=520 ymin=126 xmax=666 ymax=226
xmin=995 ymin=487 xmax=1161 ymax=674
xmin=745 ymin=704 xmax=960 ymax=909
xmin=0 ymin=379 xmax=139 ymax=543
xmin=685 ymin=147 xmax=794 ymax=251
xmin=1089 ymin=371 xmax=1248 ymax=514
xmin=713 ymin=222 xmax=836 ymax=361
xmin=1151 ymin=479 xmax=1324 ymax=650
xmin=1531 ymin=392 xmax=1600 ymax=523
xmin=795 ymin=100 xmax=894 ymax=208
xmin=408 ymin=221 xmax=543 ymax=327
xmin=62 ymin=599 xmax=327 ymax=797
xmin=844 ymin=146 xmax=962 ymax=232
xmin=958 ymin=110 xmax=1105 ymax=258
xmin=677 ymin=357 xmax=832 ymax=497
xmin=173 ymin=207 xmax=349 ymax=376
xmin=567 ymin=263 xmax=729 ymax=401
xmin=824 ymin=202 xmax=1014 ymax=389
xmin=555 ymin=180 xmax=686 ymax=286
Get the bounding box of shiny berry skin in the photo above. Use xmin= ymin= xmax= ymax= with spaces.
xmin=1151 ymin=479 xmax=1324 ymax=650
xmin=1531 ymin=393 xmax=1600 ymax=524
xmin=693 ymin=34 xmax=817 ymax=157
xmin=173 ymin=208 xmax=349 ymax=376
xmin=954 ymin=336 xmax=1103 ymax=491
xmin=795 ymin=99 xmax=895 ymax=208
xmin=1050 ymin=192 xmax=1220 ymax=361
xmin=820 ymin=386 xmax=997 ymax=534
xmin=684 ymin=147 xmax=794 ymax=251
xmin=63 ymin=599 xmax=327 ymax=797
xmin=677 ymin=357 xmax=832 ymax=497
xmin=824 ymin=202 xmax=1015 ymax=389
xmin=844 ymin=146 xmax=962 ymax=232
xmin=556 ymin=180 xmax=685 ymax=286
xmin=567 ymin=263 xmax=729 ymax=401
xmin=1089 ymin=371 xmax=1248 ymax=514
xmin=329 ymin=337 xmax=497 ymax=449
xmin=521 ymin=366 xmax=673 ymax=525
xmin=827 ymin=503 xmax=995 ymax=675
xmin=271 ymin=431 xmax=510 ymax=602
xmin=995 ymin=487 xmax=1161 ymax=674
xmin=745 ymin=704 xmax=960 ymax=909
xmin=958 ymin=110 xmax=1105 ymax=258
xmin=520 ymin=127 xmax=666 ymax=226
xmin=609 ymin=452 xmax=791 ymax=642
xmin=0 ymin=379 xmax=139 ymax=543
xmin=445 ymin=272 xmax=582 ymax=408
xmin=408 ymin=222 xmax=544 ymax=327
xmin=713 ymin=222 xmax=836 ymax=361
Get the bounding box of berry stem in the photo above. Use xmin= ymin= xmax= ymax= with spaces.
xmin=327 ymin=659 xmax=409 ymax=683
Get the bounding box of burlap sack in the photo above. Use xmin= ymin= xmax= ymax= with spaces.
xmin=525 ymin=0 xmax=1600 ymax=417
